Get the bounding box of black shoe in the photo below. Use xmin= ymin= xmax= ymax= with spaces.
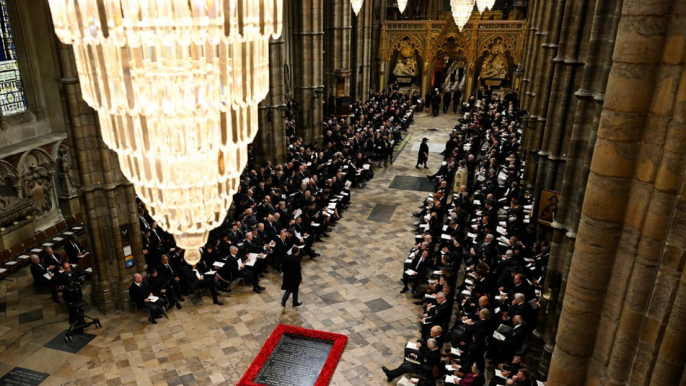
xmin=413 ymin=301 xmax=423 ymax=305
xmin=424 ymin=166 xmax=429 ymax=169
xmin=400 ymin=287 xmax=409 ymax=294
xmin=52 ymin=297 xmax=60 ymax=303
xmin=323 ymin=233 xmax=330 ymax=237
xmin=281 ymin=302 xmax=286 ymax=307
xmin=263 ymin=270 xmax=270 ymax=274
xmin=177 ymin=296 xmax=185 ymax=302
xmin=175 ymin=302 xmax=182 ymax=310
xmin=381 ymin=367 xmax=392 ymax=382
xmin=213 ymin=300 xmax=224 ymax=305
xmin=257 ymin=286 xmax=266 ymax=291
xmin=293 ymin=302 xmax=303 ymax=307
xmin=427 ymin=175 xmax=433 ymax=181
xmin=162 ymin=312 xmax=169 ymax=320
xmin=311 ymin=253 xmax=321 ymax=258
xmin=258 ymin=274 xmax=265 ymax=278
xmin=253 ymin=287 xmax=263 ymax=293
xmin=150 ymin=319 xmax=157 ymax=324
xmin=315 ymin=237 xmax=324 ymax=242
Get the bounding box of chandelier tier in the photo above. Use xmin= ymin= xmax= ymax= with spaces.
xmin=351 ymin=0 xmax=363 ymax=15
xmin=397 ymin=0 xmax=408 ymax=13
xmin=48 ymin=0 xmax=283 ymax=264
xmin=476 ymin=0 xmax=496 ymax=14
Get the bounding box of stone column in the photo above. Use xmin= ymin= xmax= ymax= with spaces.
xmin=54 ymin=40 xmax=145 ymax=314
xmin=371 ymin=1 xmax=388 ymax=92
xmin=350 ymin=0 xmax=373 ymax=102
xmin=325 ymin=0 xmax=352 ymax=110
xmin=546 ymin=0 xmax=674 ymax=384
xmin=293 ymin=0 xmax=324 ymax=143
xmin=256 ymin=33 xmax=287 ymax=165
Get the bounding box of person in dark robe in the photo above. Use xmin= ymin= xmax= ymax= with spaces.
xmin=281 ymin=246 xmax=303 ymax=308
xmin=417 ymin=137 xmax=429 ymax=169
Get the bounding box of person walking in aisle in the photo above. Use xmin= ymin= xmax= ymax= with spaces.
xmin=417 ymin=137 xmax=429 ymax=169
xmin=281 ymin=246 xmax=303 ymax=308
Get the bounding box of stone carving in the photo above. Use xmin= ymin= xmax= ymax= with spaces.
xmin=393 ymin=42 xmax=418 ymax=77
xmin=0 ymin=195 xmax=36 ymax=228
xmin=393 ymin=57 xmax=417 ymax=77
xmin=21 ymin=165 xmax=53 ymax=215
xmin=479 ymin=42 xmax=509 ymax=80
xmin=58 ymin=144 xmax=78 ymax=197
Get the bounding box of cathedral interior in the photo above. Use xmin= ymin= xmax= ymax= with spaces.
xmin=0 ymin=0 xmax=685 ymax=385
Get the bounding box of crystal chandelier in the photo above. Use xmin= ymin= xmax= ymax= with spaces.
xmin=48 ymin=0 xmax=282 ymax=265
xmin=397 ymin=0 xmax=408 ymax=13
xmin=476 ymin=0 xmax=496 ymax=13
xmin=450 ymin=0 xmax=475 ymax=31
xmin=351 ymin=0 xmax=363 ymax=15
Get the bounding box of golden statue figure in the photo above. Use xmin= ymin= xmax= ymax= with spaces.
xmin=479 ymin=42 xmax=509 ymax=80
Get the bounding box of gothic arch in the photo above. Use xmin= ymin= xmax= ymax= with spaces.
xmin=388 ymin=35 xmax=424 ymax=60
xmin=431 ymin=33 xmax=470 ymax=62
xmin=477 ymin=34 xmax=515 ymax=58
xmin=17 ymin=148 xmax=54 ymax=174
xmin=0 ymin=160 xmax=20 ymax=187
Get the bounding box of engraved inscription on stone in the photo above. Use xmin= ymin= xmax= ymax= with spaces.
xmin=254 ymin=334 xmax=334 ymax=386
xmin=0 ymin=367 xmax=49 ymax=386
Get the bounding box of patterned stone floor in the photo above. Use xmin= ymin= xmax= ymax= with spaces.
xmin=0 ymin=111 xmax=462 ymax=386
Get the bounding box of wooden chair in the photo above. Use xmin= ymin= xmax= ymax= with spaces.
xmin=66 ymin=216 xmax=77 ymax=228
xmin=56 ymin=221 xmax=68 ymax=233
xmin=45 ymin=226 xmax=58 ymax=239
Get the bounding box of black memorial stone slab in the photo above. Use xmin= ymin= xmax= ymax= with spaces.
xmin=45 ymin=332 xmax=95 ymax=353
xmin=254 ymin=334 xmax=334 ymax=386
xmin=0 ymin=367 xmax=49 ymax=386
xmin=388 ymin=176 xmax=435 ymax=192
xmin=18 ymin=309 xmax=43 ymax=325
xmin=367 ymin=204 xmax=397 ymax=223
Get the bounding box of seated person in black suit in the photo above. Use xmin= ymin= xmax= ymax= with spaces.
xmin=64 ymin=235 xmax=87 ymax=264
xmin=29 ymin=255 xmax=59 ymax=303
xmin=129 ymin=273 xmax=167 ymax=324
xmin=382 ymin=338 xmax=441 ymax=384
xmin=182 ymin=264 xmax=224 ymax=305
xmin=148 ymin=267 xmax=181 ymax=310
xmin=225 ymin=246 xmax=265 ymax=294
xmin=158 ymin=254 xmax=185 ymax=302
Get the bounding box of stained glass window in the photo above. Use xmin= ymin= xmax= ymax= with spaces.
xmin=0 ymin=0 xmax=26 ymax=116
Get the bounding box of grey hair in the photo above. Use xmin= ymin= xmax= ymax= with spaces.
xmin=30 ymin=254 xmax=40 ymax=263
xmin=514 ymin=293 xmax=526 ymax=303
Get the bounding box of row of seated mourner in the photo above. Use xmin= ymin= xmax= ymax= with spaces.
xmin=26 ymin=86 xmax=546 ymax=385
xmin=381 ymin=90 xmax=545 ymax=386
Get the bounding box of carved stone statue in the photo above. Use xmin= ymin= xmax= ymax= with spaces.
xmin=393 ymin=57 xmax=418 ymax=77
xmin=479 ymin=43 xmax=509 ymax=80
xmin=58 ymin=144 xmax=78 ymax=198
xmin=21 ymin=165 xmax=53 ymax=215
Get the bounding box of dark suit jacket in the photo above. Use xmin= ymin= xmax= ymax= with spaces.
xmin=64 ymin=240 xmax=84 ymax=263
xmin=44 ymin=253 xmax=63 ymax=273
xmin=30 ymin=263 xmax=52 ymax=286
xmin=426 ymin=300 xmax=452 ymax=327
xmin=129 ymin=282 xmax=152 ymax=307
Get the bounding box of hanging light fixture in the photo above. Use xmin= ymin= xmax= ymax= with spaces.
xmin=397 ymin=0 xmax=408 ymax=13
xmin=47 ymin=0 xmax=282 ymax=265
xmin=351 ymin=0 xmax=363 ymax=15
xmin=476 ymin=0 xmax=496 ymax=13
xmin=451 ymin=0 xmax=475 ymax=31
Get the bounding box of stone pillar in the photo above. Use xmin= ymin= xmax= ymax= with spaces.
xmin=325 ymin=0 xmax=352 ymax=110
xmin=546 ymin=1 xmax=675 ymax=384
xmin=256 ymin=33 xmax=287 ymax=165
xmin=350 ymin=0 xmax=374 ymax=102
xmin=55 ymin=41 xmax=145 ymax=314
xmin=371 ymin=1 xmax=388 ymax=92
xmin=293 ymin=0 xmax=324 ymax=143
